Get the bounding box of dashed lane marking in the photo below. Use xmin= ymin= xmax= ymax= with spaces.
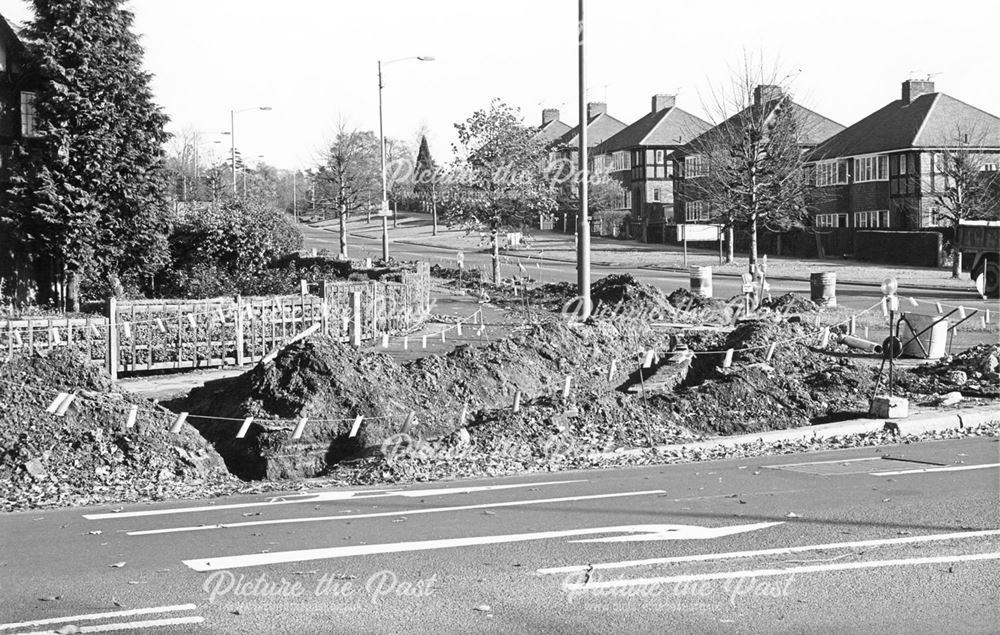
xmin=127 ymin=489 xmax=667 ymax=536
xmin=0 ymin=604 xmax=197 ymax=631
xmin=562 ymin=552 xmax=1000 ymax=591
xmin=870 ymin=463 xmax=1000 ymax=476
xmin=82 ymin=479 xmax=586 ymax=520
xmin=182 ymin=522 xmax=782 ymax=572
xmin=537 ymin=528 xmax=1000 ymax=574
xmin=19 ymin=616 xmax=204 ymax=634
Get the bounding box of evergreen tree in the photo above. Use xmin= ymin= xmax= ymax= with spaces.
xmin=4 ymin=0 xmax=170 ymax=309
xmin=413 ymin=134 xmax=439 ymax=233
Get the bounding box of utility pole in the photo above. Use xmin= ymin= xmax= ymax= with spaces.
xmin=576 ymin=0 xmax=591 ymax=319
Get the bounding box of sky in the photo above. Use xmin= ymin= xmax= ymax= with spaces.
xmin=1 ymin=0 xmax=998 ymax=170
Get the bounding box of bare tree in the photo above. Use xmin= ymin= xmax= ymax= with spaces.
xmin=681 ymin=57 xmax=816 ymax=271
xmin=315 ymin=124 xmax=380 ymax=258
xmin=923 ymin=125 xmax=1000 ymax=277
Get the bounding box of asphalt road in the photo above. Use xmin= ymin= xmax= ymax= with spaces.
xmin=298 ymin=224 xmax=997 ymax=316
xmin=1 ymin=436 xmax=997 ymax=633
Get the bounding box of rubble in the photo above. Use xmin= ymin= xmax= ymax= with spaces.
xmin=0 ymin=350 xmax=237 ymax=512
xmin=897 ymin=344 xmax=1000 ymax=398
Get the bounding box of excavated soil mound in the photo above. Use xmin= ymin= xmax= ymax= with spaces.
xmin=0 ymin=350 xmax=234 ymax=511
xmin=897 ymin=344 xmax=1000 ymax=398
xmin=182 ymin=319 xmax=684 ymax=479
xmin=762 ymin=293 xmax=819 ymax=314
xmin=667 ymin=320 xmax=880 ymax=434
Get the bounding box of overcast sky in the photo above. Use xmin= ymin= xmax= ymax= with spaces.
xmin=2 ymin=0 xmax=998 ymax=170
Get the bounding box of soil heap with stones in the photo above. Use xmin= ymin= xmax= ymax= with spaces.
xmin=175 ymin=275 xmax=953 ymax=484
xmin=0 ymin=350 xmax=236 ymax=511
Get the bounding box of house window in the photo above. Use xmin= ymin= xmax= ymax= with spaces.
xmin=20 ymin=92 xmax=38 ymax=137
xmin=898 ymin=154 xmax=907 ymax=175
xmin=685 ymin=200 xmax=709 ymax=222
xmin=0 ymin=44 xmax=6 ymax=72
xmin=815 ymin=213 xmax=848 ymax=228
xmin=852 ymin=155 xmax=888 ymax=182
xmin=815 ymin=159 xmax=849 ymax=187
xmin=652 ymin=188 xmax=660 ymax=202
xmin=684 ymin=155 xmax=707 ymax=178
xmin=854 ymin=210 xmax=889 ymax=228
xmin=982 ymin=163 xmax=998 ymax=172
xmin=611 ymin=151 xmax=631 ymax=172
xmin=929 ymin=206 xmax=942 ymax=225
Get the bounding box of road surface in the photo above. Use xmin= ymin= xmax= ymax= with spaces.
xmin=1 ymin=436 xmax=997 ymax=633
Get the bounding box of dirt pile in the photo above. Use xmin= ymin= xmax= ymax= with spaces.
xmin=897 ymin=344 xmax=1000 ymax=398
xmin=0 ymin=350 xmax=235 ymax=511
xmin=666 ymin=320 xmax=880 ymax=434
xmin=762 ymin=293 xmax=819 ymax=314
xmin=181 ymin=319 xmax=684 ymax=479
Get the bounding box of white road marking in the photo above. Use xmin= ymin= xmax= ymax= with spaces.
xmin=563 ymin=552 xmax=1000 ymax=591
xmin=0 ymin=605 xmax=197 ymax=631
xmin=127 ymin=490 xmax=666 ymax=536
xmin=870 ymin=463 xmax=1000 ymax=476
xmin=21 ymin=616 xmax=204 ymax=634
xmin=537 ymin=528 xmax=1000 ymax=574
xmin=763 ymin=457 xmax=882 ymax=468
xmin=183 ymin=522 xmax=782 ymax=572
xmin=83 ymin=479 xmax=585 ymax=520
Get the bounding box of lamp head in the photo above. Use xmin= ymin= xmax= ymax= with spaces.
xmin=880 ymin=277 xmax=898 ymax=296
xmin=417 ymin=56 xmax=435 ymax=61
xmin=259 ymin=106 xmax=273 ymax=111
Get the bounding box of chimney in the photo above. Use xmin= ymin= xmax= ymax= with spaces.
xmin=587 ymin=102 xmax=607 ymax=120
xmin=753 ymin=85 xmax=784 ymax=106
xmin=902 ymin=79 xmax=935 ymax=103
xmin=542 ymin=108 xmax=560 ymax=126
xmin=651 ymin=94 xmax=676 ymax=112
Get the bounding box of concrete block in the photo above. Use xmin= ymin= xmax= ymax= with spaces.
xmin=869 ymin=395 xmax=909 ymax=419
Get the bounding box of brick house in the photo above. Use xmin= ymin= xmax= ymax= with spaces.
xmin=0 ymin=13 xmax=45 ymax=302
xmin=804 ymin=79 xmax=1000 ymax=230
xmin=533 ymin=108 xmax=571 ymax=145
xmin=673 ymin=85 xmax=844 ymax=234
xmin=592 ymin=94 xmax=710 ymax=242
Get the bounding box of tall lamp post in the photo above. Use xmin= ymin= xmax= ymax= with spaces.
xmin=230 ymin=106 xmax=272 ymax=196
xmin=576 ymin=0 xmax=591 ymax=319
xmin=378 ymin=56 xmax=434 ymax=261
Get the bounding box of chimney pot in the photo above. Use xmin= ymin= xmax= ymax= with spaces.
xmin=651 ymin=94 xmax=676 ymax=112
xmin=902 ymin=79 xmax=935 ymax=103
xmin=542 ymin=108 xmax=560 ymax=126
xmin=753 ymin=85 xmax=784 ymax=106
xmin=587 ymin=102 xmax=607 ymax=120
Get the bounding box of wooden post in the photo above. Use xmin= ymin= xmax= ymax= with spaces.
xmin=105 ymin=297 xmax=119 ymax=381
xmin=351 ymin=290 xmax=362 ymax=347
xmin=234 ymin=295 xmax=246 ymax=366
xmin=320 ymin=281 xmax=331 ymax=336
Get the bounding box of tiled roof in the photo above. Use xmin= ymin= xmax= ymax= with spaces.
xmin=596 ymin=107 xmax=710 ymax=154
xmin=808 ymin=93 xmax=1000 ymax=161
xmin=682 ymin=100 xmax=844 ymax=156
xmin=534 ymin=119 xmax=572 ymax=144
xmin=556 ymin=113 xmax=628 ymax=148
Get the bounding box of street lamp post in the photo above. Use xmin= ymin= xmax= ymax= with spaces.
xmin=230 ymin=106 xmax=272 ymax=196
xmin=378 ymin=56 xmax=434 ymax=261
xmin=576 ymin=0 xmax=591 ymax=319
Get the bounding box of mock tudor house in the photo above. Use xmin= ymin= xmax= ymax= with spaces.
xmin=551 ymin=101 xmax=627 ymax=167
xmin=673 ymin=85 xmax=844 ymax=234
xmin=533 ymin=108 xmax=571 ymax=145
xmin=804 ymin=79 xmax=1000 ymax=230
xmin=592 ymin=94 xmax=710 ymax=242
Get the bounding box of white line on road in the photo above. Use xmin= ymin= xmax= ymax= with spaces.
xmin=20 ymin=616 xmax=204 ymax=634
xmin=83 ymin=479 xmax=585 ymax=520
xmin=870 ymin=463 xmax=1000 ymax=476
xmin=127 ymin=490 xmax=666 ymax=536
xmin=538 ymin=528 xmax=1000 ymax=574
xmin=0 ymin=604 xmax=197 ymax=631
xmin=563 ymin=552 xmax=1000 ymax=591
xmin=183 ymin=522 xmax=782 ymax=572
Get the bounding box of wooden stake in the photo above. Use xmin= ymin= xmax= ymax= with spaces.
xmin=125 ymin=405 xmax=138 ymax=429
xmin=291 ymin=417 xmax=308 ymax=440
xmin=642 ymin=350 xmax=655 ymax=368
xmin=608 ymin=359 xmax=617 ymax=381
xmin=54 ymin=393 xmax=76 ymax=417
xmin=169 ymin=412 xmax=188 ymax=434
xmin=562 ymin=375 xmax=573 ymax=400
xmin=349 ymin=414 xmax=364 ymax=438
xmin=721 ymin=349 xmax=734 ymax=368
xmin=236 ymin=417 xmax=254 ymax=439
xmin=765 ymin=343 xmax=777 ymax=361
xmin=512 ymin=390 xmax=522 ymax=412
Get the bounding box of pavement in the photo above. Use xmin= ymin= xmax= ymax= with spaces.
xmin=1 ymin=435 xmax=997 ymax=633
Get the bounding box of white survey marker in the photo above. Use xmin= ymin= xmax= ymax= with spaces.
xmin=83 ymin=480 xmax=586 ymax=520
xmin=182 ymin=522 xmax=781 ymax=572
